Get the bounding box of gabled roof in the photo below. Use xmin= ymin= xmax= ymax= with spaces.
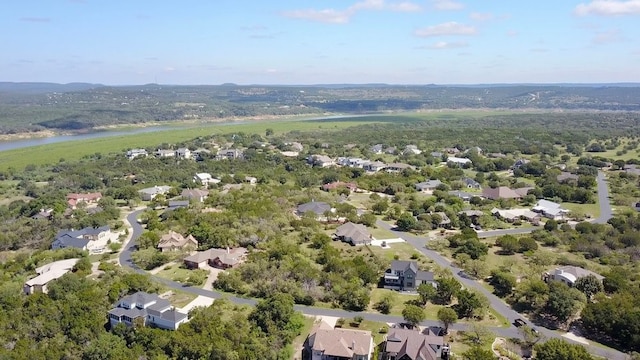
xmin=297 ymin=201 xmax=332 ymax=215
xmin=158 ymin=231 xmax=198 ymax=250
xmin=181 ymin=188 xmax=209 ymax=199
xmin=555 ymin=266 xmax=603 ymax=281
xmin=309 ymin=322 xmax=371 ymax=358
xmin=385 ymin=328 xmax=444 ymax=360
xmin=54 ymin=236 xmax=90 ymax=249
xmin=416 ymin=180 xmax=442 ymax=189
xmin=391 ymin=260 xmax=418 ymax=274
xmin=335 ymin=222 xmax=371 ymax=244
xmin=416 ymin=270 xmax=434 ymax=282
xmin=482 ymin=186 xmax=524 ymax=200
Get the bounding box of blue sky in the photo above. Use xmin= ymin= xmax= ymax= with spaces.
xmin=2 ymin=0 xmax=639 ymax=85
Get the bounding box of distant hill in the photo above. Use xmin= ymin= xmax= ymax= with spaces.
xmin=0 ymin=83 xmax=639 ymax=134
xmin=0 ymin=82 xmax=103 ymax=94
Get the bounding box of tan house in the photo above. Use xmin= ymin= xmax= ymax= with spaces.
xmin=183 ymin=247 xmax=247 ymax=269
xmin=181 ymin=188 xmax=209 ymax=202
xmin=157 ymin=231 xmax=198 ymax=252
xmin=380 ymin=328 xmax=449 ymax=360
xmin=304 ymin=321 xmax=373 ymax=360
xmin=66 ymin=192 xmax=102 ymax=208
xmin=482 ymin=186 xmax=532 ymax=200
xmin=334 ymin=222 xmax=372 ymax=246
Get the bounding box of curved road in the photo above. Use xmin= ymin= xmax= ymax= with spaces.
xmin=119 ymin=170 xmax=625 ymax=359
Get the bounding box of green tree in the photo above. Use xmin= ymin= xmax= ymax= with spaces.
xmin=544 ymin=281 xmax=586 ymax=323
xmin=417 ymin=283 xmax=436 ymax=305
xmin=544 ymin=219 xmax=558 ymax=231
xmin=534 ymin=338 xmax=595 ymax=360
xmin=402 ymin=304 xmax=425 ymax=327
xmin=435 ymin=277 xmax=462 ymax=304
xmin=573 ymin=274 xmax=604 ymax=300
xmin=396 ymin=213 xmax=417 ymax=232
xmin=461 ymin=346 xmax=495 ymax=360
xmin=373 ymin=292 xmax=396 ymax=314
xmin=454 ymin=238 xmax=488 ymax=260
xmin=496 ymin=235 xmax=519 ymax=255
xmin=489 ymin=270 xmax=516 ymax=297
xmin=454 ymin=289 xmax=483 ymax=319
xmin=437 ymin=307 xmax=457 ymax=334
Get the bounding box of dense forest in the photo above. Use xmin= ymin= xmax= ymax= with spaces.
xmin=1 ymin=82 xmax=640 ymax=133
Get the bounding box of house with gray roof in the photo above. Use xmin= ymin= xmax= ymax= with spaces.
xmin=384 ymin=260 xmax=435 ymax=291
xmin=297 ymin=201 xmax=333 ymax=218
xmin=462 ymin=177 xmax=481 ymax=189
xmin=381 ymin=327 xmax=448 ymax=360
xmin=532 ymin=199 xmax=569 ymax=220
xmin=52 ymin=225 xmax=111 ymax=253
xmin=307 ymin=154 xmax=335 ymax=167
xmin=334 ymin=222 xmax=372 ymax=246
xmin=108 ymin=291 xmax=189 ymax=330
xmin=448 ymin=190 xmax=476 ymax=201
xmin=370 ymin=144 xmax=384 ymax=154
xmin=138 ymin=185 xmax=172 ymax=201
xmin=181 ymin=188 xmax=209 ymax=202
xmin=415 ymin=180 xmax=443 ymax=193
xmin=557 ymin=172 xmax=580 ymax=183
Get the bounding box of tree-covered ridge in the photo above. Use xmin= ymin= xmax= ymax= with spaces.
xmin=0 ymin=83 xmax=639 ymax=133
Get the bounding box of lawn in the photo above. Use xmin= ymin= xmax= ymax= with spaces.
xmin=155 ymin=265 xmax=193 ymax=282
xmin=339 ymin=318 xmax=390 ymax=345
xmin=290 ymin=315 xmax=316 ymax=360
xmin=369 ymin=226 xmax=397 ymax=240
xmin=368 ymin=288 xmax=420 ymax=316
xmin=561 ymin=201 xmax=600 ymax=219
xmin=166 ymin=290 xmax=198 ymax=308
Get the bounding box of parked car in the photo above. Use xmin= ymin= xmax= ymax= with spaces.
xmin=513 ymin=319 xmax=527 ymax=327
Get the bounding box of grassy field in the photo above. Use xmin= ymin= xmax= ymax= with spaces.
xmin=155 ymin=265 xmax=193 ymax=282
xmin=561 ymin=201 xmax=600 ymax=219
xmin=166 ymin=290 xmax=198 ymax=308
xmin=290 ymin=316 xmax=316 ymax=360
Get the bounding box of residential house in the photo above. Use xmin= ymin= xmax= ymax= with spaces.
xmin=532 ymin=199 xmax=569 ymax=219
xmin=543 ymin=266 xmax=604 ymax=287
xmin=157 ymin=231 xmax=198 ymax=252
xmin=430 ymin=151 xmax=443 ymax=159
xmin=175 ymin=148 xmax=191 ymax=159
xmin=512 ymin=159 xmax=530 ymax=169
xmin=385 ymin=147 xmax=397 ymax=155
xmin=32 ymin=208 xmax=54 ymax=220
xmin=217 ymin=148 xmax=244 ymax=160
xmin=482 ymin=186 xmax=528 ymax=200
xmin=384 ymin=260 xmax=435 ymax=291
xmin=364 ymin=161 xmax=386 ymax=172
xmin=415 ymin=180 xmax=442 ymax=193
xmin=404 ymin=145 xmax=422 ymax=155
xmin=386 ymin=163 xmax=415 ymax=173
xmin=444 ymin=147 xmax=460 ymax=155
xmin=193 ymin=173 xmax=220 ymax=188
xmin=337 ymin=157 xmax=368 ymax=168
xmin=181 ymin=188 xmax=209 ymax=202
xmin=380 ymin=327 xmax=449 ymax=360
xmin=308 ymin=155 xmax=335 ymax=168
xmin=461 ymin=177 xmax=481 ymax=189
xmin=297 ymin=201 xmax=333 ymax=218
xmin=138 ymin=185 xmax=172 ymax=201
xmin=24 ymin=258 xmax=80 ymax=295
xmin=334 ymin=222 xmax=372 ymax=246
xmin=287 ymin=141 xmax=304 ymax=152
xmin=167 ymin=200 xmax=189 ymax=210
xmin=448 ymin=191 xmax=476 ymax=202
xmin=458 ymin=210 xmax=484 ymax=219
xmin=433 ymin=212 xmax=451 ymax=229
xmin=126 ymin=148 xmax=148 ymax=160
xmin=51 ymin=225 xmax=112 ymax=253
xmin=191 ymin=148 xmax=211 ymax=160
xmin=244 ymin=176 xmax=258 ymax=185
xmin=322 ymin=181 xmax=358 ymax=192
xmin=635 ymin=202 xmax=640 ymax=212
xmin=465 ymin=146 xmax=483 ymax=155
xmin=155 ymin=149 xmax=175 ymax=158
xmin=66 ymin=192 xmax=102 ymax=209
xmin=370 ymin=144 xmax=384 ymax=154
xmin=183 ymin=247 xmax=247 ymax=269
xmin=557 ymin=172 xmax=580 ymax=183
xmin=446 ymin=157 xmax=472 ymax=166
xmin=108 ymin=292 xmax=189 ymax=330
xmin=491 ymin=208 xmax=540 ymax=223
xmin=304 ymin=321 xmax=373 ymax=360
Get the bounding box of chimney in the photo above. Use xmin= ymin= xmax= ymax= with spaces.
xmin=226 ymin=246 xmax=230 ymax=254
xmin=351 ymin=340 xmax=355 ymax=350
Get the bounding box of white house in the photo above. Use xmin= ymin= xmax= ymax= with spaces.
xmin=175 ymin=148 xmax=191 ymax=159
xmin=138 ymin=185 xmax=172 ymax=201
xmin=126 ymin=149 xmax=148 ymax=160
xmin=193 ymin=173 xmax=220 ymax=188
xmin=108 ymin=292 xmax=189 ymax=330
xmin=532 ymin=199 xmax=569 ymax=220
xmin=403 ymin=145 xmax=422 ymax=155
xmin=23 ymin=258 xmax=80 ymax=295
xmin=155 ymin=149 xmax=175 ymax=158
xmin=544 ymin=266 xmax=604 ymax=287
xmin=364 ymin=161 xmax=386 ymax=172
xmin=447 ymin=157 xmax=472 ymax=166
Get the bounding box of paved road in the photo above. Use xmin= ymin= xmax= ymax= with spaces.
xmin=594 ymin=170 xmax=613 ymax=224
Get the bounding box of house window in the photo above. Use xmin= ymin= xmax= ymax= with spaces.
xmin=406 ymin=282 xmax=413 ymax=288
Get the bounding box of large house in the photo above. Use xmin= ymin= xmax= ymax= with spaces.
xmin=51 ymin=225 xmax=112 ymax=253
xmin=155 ymin=149 xmax=176 ymax=158
xmin=544 ymin=266 xmax=604 ymax=287
xmin=364 ymin=161 xmax=387 ymax=172
xmin=461 ymin=177 xmax=481 ymax=189
xmin=193 ymin=173 xmax=220 ymax=188
xmin=23 ymin=258 xmax=79 ymax=295
xmin=384 ymin=260 xmax=435 ymax=291
xmin=126 ymin=148 xmax=148 ymax=160
xmin=183 ymin=247 xmax=247 ymax=269
xmin=491 ymin=208 xmax=540 ymax=223
xmin=108 ymin=292 xmax=189 ymax=330
xmin=334 ymin=222 xmax=372 ymax=246
xmin=157 ymin=231 xmax=198 ymax=252
xmin=217 ymin=148 xmax=244 ymax=160
xmin=322 ymin=181 xmax=358 ymax=192
xmin=404 ymin=145 xmax=422 ymax=155
xmin=304 ymin=321 xmax=373 ymax=360
xmin=386 ymin=163 xmax=415 ymax=173
xmin=66 ymin=192 xmax=102 ymax=209
xmin=181 ymin=188 xmax=209 ymax=202
xmin=380 ymin=328 xmax=449 ymax=360
xmin=297 ymin=201 xmax=333 ymax=218
xmin=532 ymin=199 xmax=569 ymax=220
xmin=138 ymin=185 xmax=172 ymax=201
xmin=482 ymin=186 xmax=532 ymax=200
xmin=175 ymin=147 xmax=191 ymax=159
xmin=308 ymin=155 xmax=335 ymax=168
xmin=415 ymin=180 xmax=442 ymax=193
xmin=446 ymin=157 xmax=472 ymax=166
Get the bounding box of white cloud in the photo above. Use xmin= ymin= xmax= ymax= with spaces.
xmin=282 ymin=0 xmax=421 ymax=23
xmin=575 ymin=0 xmax=640 ymax=16
xmin=431 ymin=0 xmax=465 ymax=10
xmin=469 ymin=12 xmax=494 ymax=21
xmin=414 ymin=22 xmax=477 ymax=37
xmin=421 ymin=41 xmax=469 ymax=49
